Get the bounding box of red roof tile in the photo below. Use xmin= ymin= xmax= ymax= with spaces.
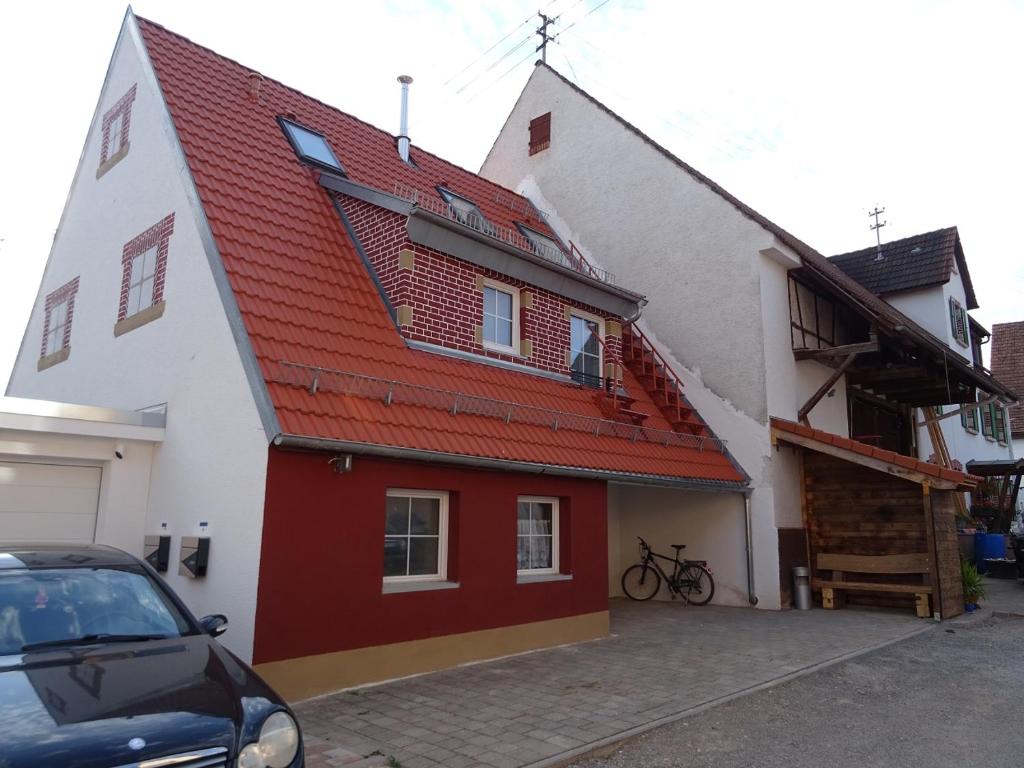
xmin=770 ymin=418 xmax=980 ymax=489
xmin=136 ymin=18 xmax=744 ymax=488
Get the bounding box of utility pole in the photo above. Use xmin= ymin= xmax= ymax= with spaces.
xmin=868 ymin=206 xmax=887 ymax=260
xmin=536 ymin=12 xmax=556 ymax=64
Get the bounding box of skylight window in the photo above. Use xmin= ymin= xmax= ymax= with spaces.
xmin=279 ymin=118 xmax=343 ymax=172
xmin=438 ymin=188 xmax=494 ymax=235
xmin=518 ymin=224 xmax=565 ymax=263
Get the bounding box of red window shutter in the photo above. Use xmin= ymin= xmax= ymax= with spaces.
xmin=529 ymin=112 xmax=551 ymax=155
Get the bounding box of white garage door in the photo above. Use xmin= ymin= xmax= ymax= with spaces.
xmin=0 ymin=462 xmax=101 ymax=544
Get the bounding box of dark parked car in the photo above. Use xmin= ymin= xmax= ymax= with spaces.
xmin=0 ymin=545 xmax=303 ymax=768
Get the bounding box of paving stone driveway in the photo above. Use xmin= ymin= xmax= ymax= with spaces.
xmin=296 ymin=599 xmax=925 ymax=768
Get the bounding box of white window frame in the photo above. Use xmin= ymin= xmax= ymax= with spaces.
xmin=481 ymin=278 xmax=520 ymax=355
xmin=516 ymin=496 xmax=560 ymax=576
xmin=107 ymin=111 xmax=125 ymax=157
xmin=569 ymin=309 xmax=605 ymax=380
xmin=45 ymin=300 xmax=69 ymax=356
xmin=383 ymin=489 xmax=449 ymax=583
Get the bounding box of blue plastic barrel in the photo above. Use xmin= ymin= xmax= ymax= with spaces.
xmin=976 ymin=532 xmax=1007 ymax=572
xmin=975 ymin=531 xmax=988 ymax=572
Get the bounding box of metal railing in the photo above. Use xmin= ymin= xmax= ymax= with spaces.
xmin=271 ymin=360 xmax=724 ymax=452
xmin=623 ymin=325 xmax=696 ymax=431
xmin=393 ymin=182 xmax=616 ymax=285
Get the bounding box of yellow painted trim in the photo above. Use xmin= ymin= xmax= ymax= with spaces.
xmin=474 ymin=274 xmax=485 ymax=291
xmin=37 ymin=347 xmax=70 ymax=371
xmin=605 ymin=320 xmax=622 ymax=338
xmin=521 ymin=339 xmax=533 ymax=358
xmin=398 ymin=249 xmax=415 ymax=270
xmin=521 ymin=291 xmax=534 ymax=310
xmin=255 ymin=610 xmax=610 ymax=702
xmin=113 ymin=301 xmax=166 ymax=337
xmin=396 ymin=305 xmax=413 ymax=326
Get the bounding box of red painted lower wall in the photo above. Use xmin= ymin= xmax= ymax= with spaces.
xmin=252 ymin=448 xmax=608 ymax=664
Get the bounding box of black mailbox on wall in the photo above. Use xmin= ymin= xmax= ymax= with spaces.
xmin=144 ymin=535 xmax=171 ymax=572
xmin=179 ymin=536 xmax=210 ymax=578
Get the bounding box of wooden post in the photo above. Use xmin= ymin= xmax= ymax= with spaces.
xmin=922 ymin=485 xmax=941 ymax=620
xmin=915 ymin=593 xmax=931 ymax=618
xmin=797 ymin=351 xmax=859 ymax=425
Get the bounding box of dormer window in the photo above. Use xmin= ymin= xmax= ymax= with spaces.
xmin=97 ymin=84 xmax=137 ymax=178
xmin=438 ymin=188 xmax=494 ymax=235
xmin=518 ymin=224 xmax=565 ymax=263
xmin=279 ymin=118 xmax=344 ymax=173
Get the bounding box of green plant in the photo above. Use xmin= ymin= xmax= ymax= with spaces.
xmin=961 ymin=559 xmax=987 ymax=605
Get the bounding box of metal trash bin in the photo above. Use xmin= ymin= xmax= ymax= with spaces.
xmin=793 ymin=566 xmax=812 ymax=610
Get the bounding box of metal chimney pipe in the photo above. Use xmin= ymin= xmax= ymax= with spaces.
xmin=397 ymin=75 xmax=413 ymax=162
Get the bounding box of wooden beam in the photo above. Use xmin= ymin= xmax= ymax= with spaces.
xmin=771 ymin=430 xmax=965 ymax=491
xmin=794 ymin=339 xmax=879 ymax=361
xmin=798 ymin=352 xmax=859 ymax=424
xmin=847 ymin=365 xmax=930 ymax=386
xmin=922 ymin=485 xmax=940 ymax=620
xmin=914 ymin=394 xmax=1001 ymax=427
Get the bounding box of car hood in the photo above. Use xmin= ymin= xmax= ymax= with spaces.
xmin=0 ymin=634 xmax=277 ymax=768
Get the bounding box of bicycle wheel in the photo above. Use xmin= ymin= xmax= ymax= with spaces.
xmin=679 ymin=565 xmax=715 ymax=605
xmin=621 ymin=564 xmax=661 ymax=600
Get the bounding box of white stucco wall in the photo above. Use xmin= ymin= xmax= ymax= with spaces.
xmin=610 ymin=484 xmax=750 ymax=607
xmin=482 ymin=68 xmax=871 ymax=610
xmin=5 ymin=17 xmax=269 ymax=661
xmin=886 ymin=273 xmax=973 ymax=365
xmin=916 ymin=405 xmax=1013 ymax=468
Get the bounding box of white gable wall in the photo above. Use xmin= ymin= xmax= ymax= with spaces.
xmin=483 ymin=67 xmax=859 ymax=609
xmin=5 ymin=15 xmax=270 ymax=661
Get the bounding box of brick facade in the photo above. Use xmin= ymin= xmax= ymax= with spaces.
xmin=338 ymin=194 xmax=622 ymax=377
xmin=40 ymin=277 xmax=81 ymax=358
xmin=119 ymin=212 xmax=175 ymax=321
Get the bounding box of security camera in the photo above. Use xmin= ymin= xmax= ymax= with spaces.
xmin=114 ymin=443 xmax=126 ymax=460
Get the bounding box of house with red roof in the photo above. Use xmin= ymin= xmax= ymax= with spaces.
xmin=4 ymin=12 xmax=750 ymax=698
xmin=483 ymin=63 xmax=1017 ymax=608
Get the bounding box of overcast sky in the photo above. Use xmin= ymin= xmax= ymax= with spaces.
xmin=1 ymin=0 xmax=1021 ymax=386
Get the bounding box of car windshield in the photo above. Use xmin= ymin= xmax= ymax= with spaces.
xmin=0 ymin=566 xmax=192 ymax=654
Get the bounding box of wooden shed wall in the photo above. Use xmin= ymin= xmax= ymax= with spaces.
xmin=803 ymin=452 xmax=928 ymax=610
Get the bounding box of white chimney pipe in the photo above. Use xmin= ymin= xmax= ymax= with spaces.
xmin=397 ymin=75 xmax=413 ymax=163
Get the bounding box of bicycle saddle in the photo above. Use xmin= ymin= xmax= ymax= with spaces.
xmin=670 ymin=544 xmax=686 ymax=550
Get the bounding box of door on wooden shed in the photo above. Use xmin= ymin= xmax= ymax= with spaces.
xmin=0 ymin=461 xmax=101 ymax=544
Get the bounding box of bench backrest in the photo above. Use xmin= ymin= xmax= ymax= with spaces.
xmin=817 ymin=553 xmax=930 ymax=574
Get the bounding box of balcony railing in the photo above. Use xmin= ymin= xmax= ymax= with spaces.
xmin=393 ymin=183 xmax=615 ymax=285
xmin=271 ymin=360 xmax=725 ymax=453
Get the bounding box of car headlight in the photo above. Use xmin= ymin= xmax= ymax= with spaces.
xmin=238 ymin=711 xmax=300 ymax=768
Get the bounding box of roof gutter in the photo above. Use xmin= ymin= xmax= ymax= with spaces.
xmin=271 ymin=433 xmax=748 ymax=493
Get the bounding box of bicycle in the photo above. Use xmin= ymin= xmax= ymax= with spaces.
xmin=621 ymin=537 xmax=715 ymax=605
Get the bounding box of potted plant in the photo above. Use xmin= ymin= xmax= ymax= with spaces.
xmin=961 ymin=559 xmax=987 ymax=611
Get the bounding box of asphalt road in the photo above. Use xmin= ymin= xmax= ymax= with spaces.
xmin=571 ymin=615 xmax=1024 ymax=768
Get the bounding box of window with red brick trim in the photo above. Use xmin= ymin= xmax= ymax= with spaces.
xmin=98 ymin=84 xmax=137 ymax=175
xmin=118 ymin=213 xmax=175 ymax=322
xmin=40 ymin=277 xmax=80 ymax=360
xmin=529 ymin=112 xmax=551 ymax=156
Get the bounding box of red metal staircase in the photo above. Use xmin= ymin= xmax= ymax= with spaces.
xmin=621 ymin=325 xmax=708 ymax=436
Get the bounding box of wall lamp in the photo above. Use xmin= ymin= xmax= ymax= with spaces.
xmin=329 ymin=454 xmax=353 ymax=474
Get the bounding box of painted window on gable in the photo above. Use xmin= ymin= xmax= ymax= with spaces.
xmin=97 ymin=84 xmax=137 ymax=177
xmin=517 ymin=497 xmax=559 ymax=575
xmin=38 ymin=277 xmax=80 ymax=370
xmin=569 ymin=312 xmax=603 ymax=387
xmin=949 ymin=297 xmax=969 ymax=347
xmin=529 ymin=112 xmax=551 ymax=155
xmin=384 ymin=490 xmax=449 ymax=582
xmin=482 ymin=280 xmax=518 ymax=352
xmin=115 ymin=213 xmax=175 ymax=336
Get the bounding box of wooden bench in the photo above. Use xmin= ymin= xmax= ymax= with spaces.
xmin=811 ymin=553 xmax=933 ymax=618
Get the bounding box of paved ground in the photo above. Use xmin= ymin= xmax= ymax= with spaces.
xmin=297 ymin=599 xmax=925 ymax=768
xmin=571 ymin=590 xmax=1024 ymax=767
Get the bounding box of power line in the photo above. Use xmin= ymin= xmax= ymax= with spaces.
xmin=442 ymin=0 xmax=564 ymax=88
xmin=454 ymin=32 xmax=535 ymax=95
xmin=558 ymin=0 xmax=614 ymax=37
xmin=464 ymin=46 xmax=540 ymax=103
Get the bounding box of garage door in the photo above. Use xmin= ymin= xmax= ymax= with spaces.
xmin=0 ymin=462 xmax=101 ymax=544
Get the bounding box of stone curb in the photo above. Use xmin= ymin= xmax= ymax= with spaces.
xmin=522 ymin=621 xmax=936 ymax=768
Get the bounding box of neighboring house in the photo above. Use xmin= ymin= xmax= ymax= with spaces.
xmin=481 ymin=63 xmax=1016 ymax=608
xmin=830 ymin=228 xmax=1012 ymax=470
xmin=991 ymin=321 xmax=1024 ymax=514
xmin=5 ymin=13 xmax=748 ymax=699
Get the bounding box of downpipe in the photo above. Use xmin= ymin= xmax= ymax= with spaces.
xmin=745 ymin=492 xmax=758 ymax=606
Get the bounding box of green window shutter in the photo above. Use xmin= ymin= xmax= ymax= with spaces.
xmin=961 ymin=407 xmax=968 ymax=428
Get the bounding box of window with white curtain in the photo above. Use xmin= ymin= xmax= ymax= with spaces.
xmin=517 ymin=497 xmax=559 ymax=574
